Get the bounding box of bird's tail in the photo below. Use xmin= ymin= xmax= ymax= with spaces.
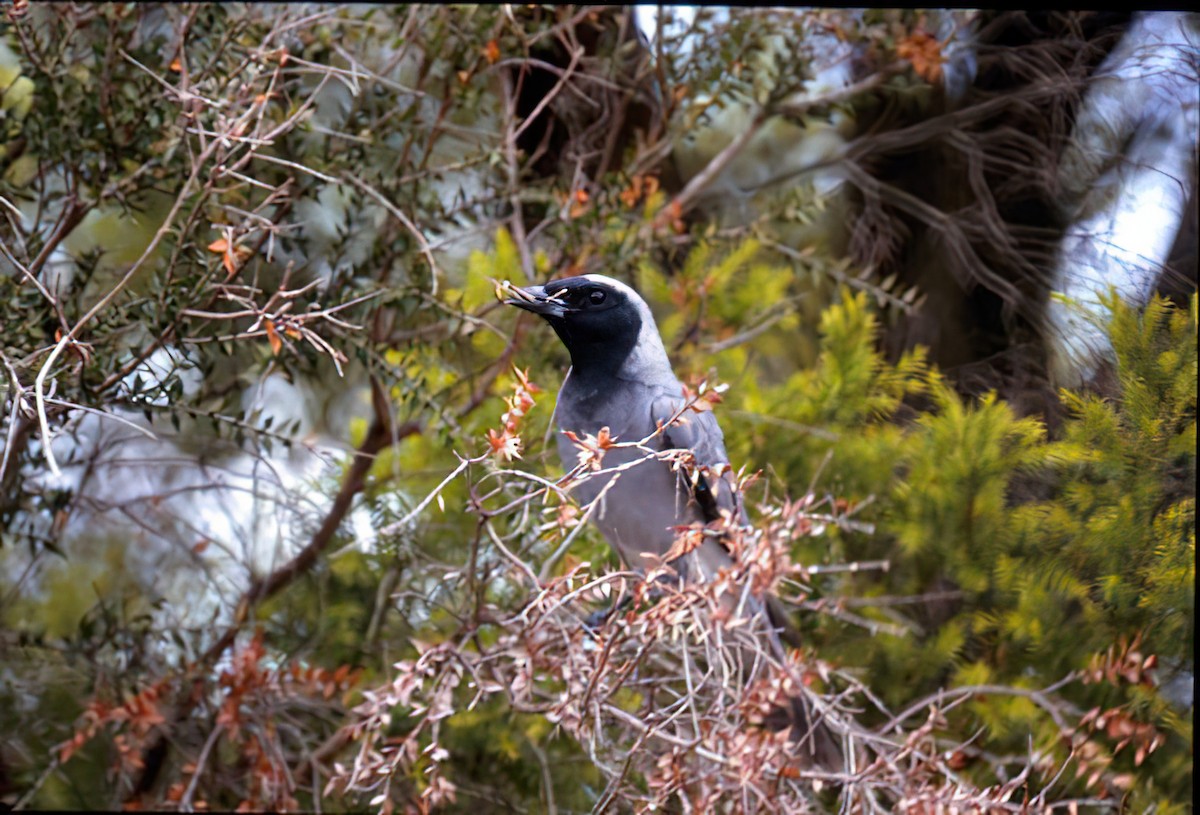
xmin=765 ymin=594 xmax=805 ymax=649
xmin=760 ymin=597 xmax=844 ymax=768
xmin=764 ymin=692 xmax=845 ymax=769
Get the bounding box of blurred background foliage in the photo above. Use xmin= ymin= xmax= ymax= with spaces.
xmin=0 ymin=4 xmax=1193 ymax=812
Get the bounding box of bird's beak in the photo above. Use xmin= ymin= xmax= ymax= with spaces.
xmin=504 ymin=284 xmax=569 ymax=318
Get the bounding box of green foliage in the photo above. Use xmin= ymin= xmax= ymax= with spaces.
xmin=630 ymin=255 xmax=1193 ymax=804
xmin=0 ymin=3 xmax=1192 ymax=811
xmin=440 ymin=701 xmax=601 ymax=812
xmin=726 ymin=289 xmax=1194 ymax=804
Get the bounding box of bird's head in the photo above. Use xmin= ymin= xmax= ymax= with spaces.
xmin=505 ymin=274 xmax=671 ymax=380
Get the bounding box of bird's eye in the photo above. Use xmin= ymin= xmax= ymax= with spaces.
xmin=588 ymin=289 xmax=607 ymax=305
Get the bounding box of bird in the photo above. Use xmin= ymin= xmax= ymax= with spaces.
xmin=505 ymin=272 xmax=842 ymax=767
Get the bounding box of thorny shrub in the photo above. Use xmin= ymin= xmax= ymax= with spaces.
xmin=55 ymin=630 xmax=362 ymax=812
xmin=3 ymin=4 xmax=1191 ymax=811
xmin=324 ymin=375 xmax=1138 ymax=813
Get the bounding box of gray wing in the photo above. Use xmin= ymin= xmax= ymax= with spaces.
xmin=652 ymin=390 xmax=803 ymax=649
xmin=650 ymin=391 xmax=746 ymax=525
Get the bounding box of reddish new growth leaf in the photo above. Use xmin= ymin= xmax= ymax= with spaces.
xmin=563 ymin=426 xmax=617 ymax=471
xmin=487 ymin=427 xmax=522 ymax=462
xmin=217 ymin=631 xmax=269 ymax=742
xmin=1083 ymin=632 xmax=1158 ymax=688
xmin=486 ymin=366 xmax=542 ymax=461
xmin=897 ymin=29 xmax=946 ymax=84
xmin=619 ymin=173 xmax=660 ymax=209
xmin=568 ymin=188 xmax=590 ymax=219
xmin=656 ymin=199 xmax=686 ymax=234
xmin=125 ymin=689 xmax=167 ymax=735
xmin=56 ymin=679 xmax=172 ymax=767
xmin=681 ymin=380 xmax=730 ymax=414
xmin=546 ymin=501 xmax=581 ymax=535
xmin=264 ymin=319 xmax=283 ymax=355
xmin=1057 ymin=633 xmax=1169 ymax=796
xmin=4 ymin=0 xmax=29 ymax=23
xmin=207 ymin=235 xmax=254 ymax=279
xmin=483 ymin=39 xmax=500 ymax=65
xmin=58 ymin=729 xmax=90 ymax=765
xmin=53 ymin=328 xmax=94 ymax=364
xmin=663 ymin=523 xmax=706 ymax=563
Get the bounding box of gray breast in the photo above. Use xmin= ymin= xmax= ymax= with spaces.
xmin=553 ymin=377 xmax=723 ymax=580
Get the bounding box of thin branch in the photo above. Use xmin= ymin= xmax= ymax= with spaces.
xmin=344 ymin=173 xmax=444 ymax=295
xmin=33 ymin=135 xmax=223 ymax=477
